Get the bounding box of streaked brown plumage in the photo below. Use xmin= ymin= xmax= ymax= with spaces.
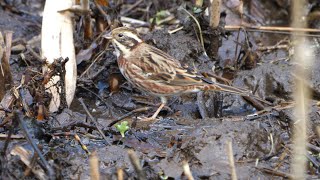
xmin=104 ymin=27 xmax=251 ymax=120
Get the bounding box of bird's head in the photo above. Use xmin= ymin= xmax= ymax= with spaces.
xmin=104 ymin=27 xmax=143 ymax=56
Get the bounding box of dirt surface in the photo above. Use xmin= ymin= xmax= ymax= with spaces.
xmin=1 ymin=0 xmax=320 ymax=179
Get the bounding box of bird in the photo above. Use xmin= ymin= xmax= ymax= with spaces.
xmin=104 ymin=26 xmax=252 ymax=121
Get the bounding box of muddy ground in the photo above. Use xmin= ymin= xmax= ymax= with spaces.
xmin=0 ymin=0 xmax=320 ymax=179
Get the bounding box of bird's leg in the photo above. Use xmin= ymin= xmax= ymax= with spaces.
xmin=150 ymin=103 xmax=165 ymax=119
xmin=141 ymin=97 xmax=167 ymax=121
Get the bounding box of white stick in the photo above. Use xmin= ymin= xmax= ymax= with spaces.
xmin=41 ymin=0 xmax=77 ymax=112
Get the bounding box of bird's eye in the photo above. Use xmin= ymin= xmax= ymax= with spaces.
xmin=118 ymin=33 xmax=124 ymax=38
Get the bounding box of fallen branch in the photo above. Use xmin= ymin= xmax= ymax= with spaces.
xmin=78 ymin=98 xmax=111 ymax=145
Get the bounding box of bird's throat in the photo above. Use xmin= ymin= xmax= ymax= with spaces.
xmin=112 ymin=40 xmax=131 ymax=58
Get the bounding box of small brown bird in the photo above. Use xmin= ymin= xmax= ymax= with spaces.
xmin=104 ymin=27 xmax=251 ymax=120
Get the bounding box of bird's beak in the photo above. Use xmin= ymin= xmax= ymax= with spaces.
xmin=103 ymin=31 xmax=112 ymax=40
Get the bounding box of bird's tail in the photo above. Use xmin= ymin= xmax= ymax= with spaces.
xmin=201 ymin=82 xmax=272 ymax=107
xmin=204 ymin=83 xmax=252 ymax=96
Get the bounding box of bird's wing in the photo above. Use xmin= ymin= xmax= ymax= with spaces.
xmin=130 ymin=44 xmax=209 ymax=86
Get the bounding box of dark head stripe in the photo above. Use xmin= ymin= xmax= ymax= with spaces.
xmin=122 ymin=37 xmax=139 ymax=49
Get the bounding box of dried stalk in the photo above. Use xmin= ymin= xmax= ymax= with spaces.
xmin=0 ymin=31 xmax=13 ymax=99
xmin=89 ymin=151 xmax=100 ymax=180
xmin=82 ymin=0 xmax=93 ymax=40
xmin=41 ymin=0 xmax=77 ymax=112
xmin=227 ymin=141 xmax=237 ymax=180
xmin=208 ymin=0 xmax=221 ymax=57
xmin=290 ymin=0 xmax=312 ymax=179
xmin=210 ymin=0 xmax=221 ymax=28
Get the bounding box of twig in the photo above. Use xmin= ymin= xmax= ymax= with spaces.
xmin=74 ymin=134 xmax=91 ymax=154
xmin=93 ymin=1 xmax=111 ymax=26
xmin=307 ymin=143 xmax=320 ymax=153
xmin=226 ymin=25 xmax=320 ymax=33
xmin=256 ymin=166 xmax=293 ymax=179
xmin=26 ymin=45 xmax=46 ymax=63
xmin=53 ymin=130 xmax=98 ymax=154
xmin=133 ymin=99 xmax=171 ymax=112
xmin=53 ymin=132 xmax=100 ymax=141
xmin=306 ymin=153 xmax=320 ymax=169
xmin=78 ymin=98 xmax=111 ymax=145
xmin=168 ymin=26 xmax=184 ymax=34
xmin=11 ymin=44 xmax=26 ymax=52
xmin=257 ymin=44 xmax=290 ymax=52
xmin=78 ymin=85 xmax=111 ymax=109
xmin=127 ymin=149 xmax=146 ymax=180
xmin=246 ymin=102 xmax=295 ymax=121
xmin=1 ymin=121 xmax=15 ymax=156
xmin=274 ymin=147 xmax=289 ymax=170
xmin=242 ymin=96 xmax=266 ymax=111
xmin=268 ymin=133 xmax=274 ymax=156
xmin=178 ymin=7 xmax=207 ymax=56
xmin=108 ymin=107 xmax=152 ymax=127
xmin=50 ymin=120 xmax=97 ymax=131
xmin=16 ymin=111 xmax=55 ymax=179
xmin=227 ymin=141 xmax=237 ymax=180
xmin=120 ymin=16 xmax=150 ymax=27
xmin=0 ymin=133 xmax=24 ymax=139
xmin=121 ymin=0 xmax=143 ymax=15
xmin=79 ymin=51 xmax=104 ymax=78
